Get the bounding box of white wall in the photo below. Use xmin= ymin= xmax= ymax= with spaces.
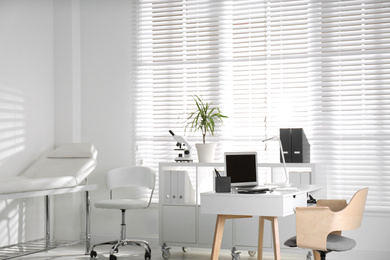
xmin=52 ymin=0 xmax=158 ymax=243
xmin=0 ymin=0 xmax=54 ymax=246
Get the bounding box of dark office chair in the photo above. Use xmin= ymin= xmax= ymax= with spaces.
xmin=90 ymin=166 xmax=156 ymax=260
xmin=284 ymin=187 xmax=368 ymax=260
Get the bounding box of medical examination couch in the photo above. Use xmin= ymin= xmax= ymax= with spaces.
xmin=0 ymin=143 xmax=97 ymax=259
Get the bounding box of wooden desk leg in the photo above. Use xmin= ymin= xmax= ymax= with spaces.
xmin=270 ymin=217 xmax=281 ymax=260
xmin=211 ymin=215 xmax=252 ymax=260
xmin=258 ymin=217 xmax=265 ymax=260
xmin=258 ymin=217 xmax=281 ymax=260
xmin=211 ymin=215 xmax=226 ymax=260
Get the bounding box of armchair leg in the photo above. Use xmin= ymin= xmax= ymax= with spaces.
xmin=316 ymin=251 xmax=327 ymax=260
xmin=313 ymin=250 xmax=321 ymax=260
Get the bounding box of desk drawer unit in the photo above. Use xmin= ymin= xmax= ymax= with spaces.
xmin=201 ymin=190 xmax=307 ymax=217
xmin=283 ymin=192 xmax=306 ymax=216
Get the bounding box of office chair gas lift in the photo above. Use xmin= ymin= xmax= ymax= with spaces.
xmin=89 ymin=166 xmax=156 ymax=260
xmin=284 ymin=187 xmax=368 ymax=260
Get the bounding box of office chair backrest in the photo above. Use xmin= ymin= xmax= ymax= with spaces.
xmin=106 ymin=166 xmax=155 ymax=190
xmin=332 ymin=187 xmax=368 ymax=231
xmin=106 ymin=166 xmax=156 ymax=201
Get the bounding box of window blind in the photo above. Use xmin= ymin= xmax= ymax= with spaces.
xmin=135 ymin=0 xmax=390 ymax=212
xmin=308 ymin=0 xmax=390 ymax=213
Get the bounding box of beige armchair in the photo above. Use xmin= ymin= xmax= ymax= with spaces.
xmin=284 ymin=188 xmax=368 ymax=260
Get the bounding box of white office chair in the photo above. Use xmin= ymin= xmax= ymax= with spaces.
xmin=90 ymin=166 xmax=156 ymax=260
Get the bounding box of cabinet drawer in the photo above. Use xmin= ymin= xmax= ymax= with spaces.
xmin=162 ymin=206 xmax=196 ymax=244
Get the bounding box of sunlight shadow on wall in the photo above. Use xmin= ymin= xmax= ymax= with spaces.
xmin=0 ymin=78 xmax=27 ymax=246
xmin=0 ymin=200 xmax=20 ymax=246
xmin=0 ymin=79 xmax=26 ymax=167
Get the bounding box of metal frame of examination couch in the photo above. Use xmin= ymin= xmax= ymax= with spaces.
xmin=0 ymin=183 xmax=97 ymax=259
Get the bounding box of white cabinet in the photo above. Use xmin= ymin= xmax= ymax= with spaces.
xmin=159 ymin=163 xmax=222 ymax=259
xmin=162 ymin=205 xmax=196 ymax=244
xmin=159 ymin=162 xmax=326 ymax=258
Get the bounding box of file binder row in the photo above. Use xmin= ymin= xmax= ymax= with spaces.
xmin=164 ymin=170 xmax=195 ymax=204
xmin=280 ymin=128 xmax=310 ymax=163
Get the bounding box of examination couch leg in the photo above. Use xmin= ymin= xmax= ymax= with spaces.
xmin=45 ymin=195 xmax=50 ymax=248
xmin=85 ymin=190 xmax=91 ymax=254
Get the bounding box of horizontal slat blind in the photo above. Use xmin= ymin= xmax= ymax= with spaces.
xmin=136 ymin=0 xmax=227 ymax=170
xmin=135 ymin=0 xmax=390 ymax=212
xmin=308 ymin=0 xmax=390 ymax=212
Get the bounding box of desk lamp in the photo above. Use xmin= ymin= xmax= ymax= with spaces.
xmin=262 ymin=136 xmax=290 ymax=187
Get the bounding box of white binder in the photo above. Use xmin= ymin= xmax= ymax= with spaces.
xmin=177 ymin=171 xmax=195 ymax=204
xmin=170 ymin=170 xmax=178 ymax=204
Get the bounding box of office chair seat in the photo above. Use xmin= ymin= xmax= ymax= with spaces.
xmin=284 ymin=233 xmax=356 ymax=252
xmin=95 ymin=199 xmax=150 ymax=210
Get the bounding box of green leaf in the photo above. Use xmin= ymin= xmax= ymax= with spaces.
xmin=184 ymin=95 xmax=228 ymax=142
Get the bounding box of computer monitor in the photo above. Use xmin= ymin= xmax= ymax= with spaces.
xmin=224 ymin=152 xmax=258 ymax=187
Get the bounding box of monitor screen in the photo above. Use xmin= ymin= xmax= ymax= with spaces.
xmin=224 ymin=152 xmax=258 ymax=187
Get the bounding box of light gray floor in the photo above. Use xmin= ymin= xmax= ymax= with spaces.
xmin=17 ymin=244 xmax=306 ymax=260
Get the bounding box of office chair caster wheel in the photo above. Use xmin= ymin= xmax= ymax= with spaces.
xmin=89 ymin=250 xmax=97 ymax=258
xmin=231 ymin=247 xmax=241 ymax=260
xmin=232 ymin=254 xmax=241 ymax=260
xmin=162 ymin=251 xmax=170 ymax=259
xmin=109 ymin=254 xmax=117 ymax=260
xmin=248 ymin=251 xmax=256 ymax=257
xmin=145 ymin=251 xmax=151 ymax=260
xmin=161 ymin=243 xmax=170 ymax=259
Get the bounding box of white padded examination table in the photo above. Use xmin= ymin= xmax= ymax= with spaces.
xmin=0 ymin=143 xmax=97 ymax=195
xmin=0 ymin=143 xmax=98 ymax=259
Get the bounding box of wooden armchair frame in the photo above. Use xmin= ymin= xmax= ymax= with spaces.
xmin=294 ymin=188 xmax=368 ymax=259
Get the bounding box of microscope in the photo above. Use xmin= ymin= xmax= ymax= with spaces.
xmin=169 ymin=130 xmax=193 ymax=162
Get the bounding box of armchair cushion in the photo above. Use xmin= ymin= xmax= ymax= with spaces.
xmin=285 ymin=233 xmax=356 ymax=252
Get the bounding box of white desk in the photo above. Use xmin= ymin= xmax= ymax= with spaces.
xmin=201 ymin=185 xmax=322 ymax=260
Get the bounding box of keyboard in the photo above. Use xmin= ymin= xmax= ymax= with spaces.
xmin=237 ymin=185 xmax=275 ymax=194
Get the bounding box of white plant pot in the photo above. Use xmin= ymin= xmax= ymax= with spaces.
xmin=195 ymin=143 xmax=217 ymax=163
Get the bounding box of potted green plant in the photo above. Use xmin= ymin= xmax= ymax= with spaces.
xmin=186 ymin=95 xmax=228 ymax=162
